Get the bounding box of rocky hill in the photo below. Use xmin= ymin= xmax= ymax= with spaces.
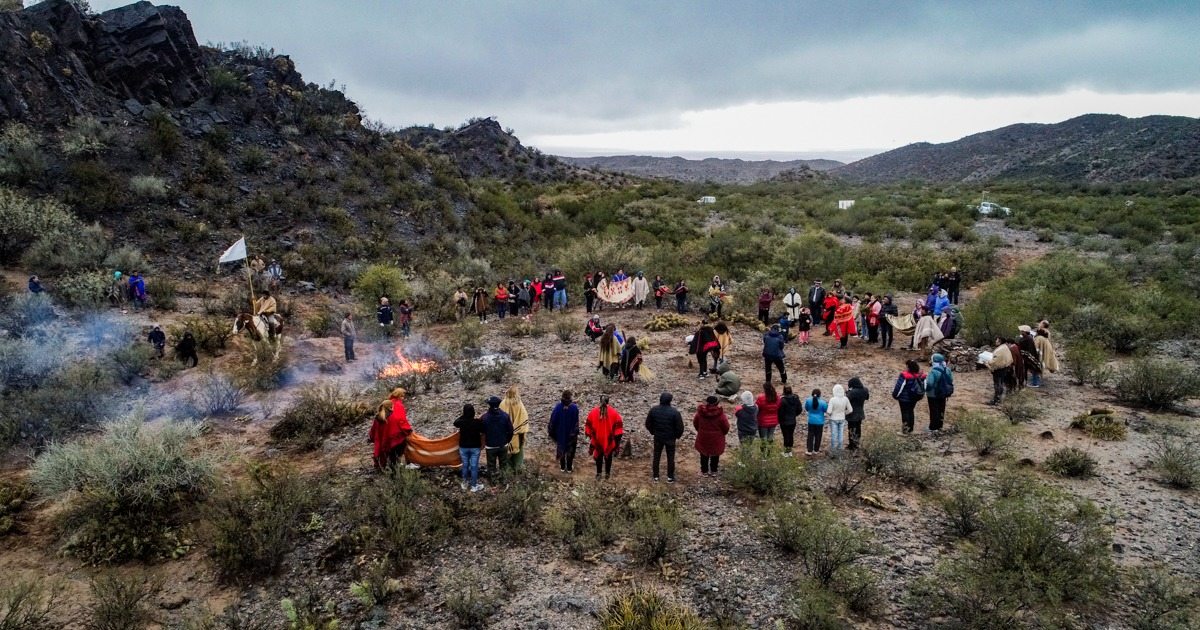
xmin=834 ymin=113 xmax=1200 ymax=184
xmin=0 ymin=0 xmax=578 ymax=282
xmin=558 ymin=154 xmax=842 ymax=184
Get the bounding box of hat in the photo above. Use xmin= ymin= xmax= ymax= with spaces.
xmin=592 ymin=314 xmax=600 ymax=320
xmin=487 ymin=396 xmax=502 ymax=407
xmin=739 ymin=391 xmax=754 ymax=406
xmin=1018 ymin=325 xmax=1032 ymax=333
xmin=113 ymin=271 xmax=122 ymax=279
xmin=153 ymin=324 xmax=161 ymax=329
xmin=931 ymin=353 xmax=945 ymax=364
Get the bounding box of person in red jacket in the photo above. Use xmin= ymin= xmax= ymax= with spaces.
xmin=370 ymin=388 xmax=413 ymax=470
xmin=693 ymin=395 xmax=729 ymax=477
xmin=822 ymin=293 xmax=840 ymax=336
xmin=757 ymin=287 xmax=774 ymax=326
xmin=585 ymin=395 xmax=624 ymax=480
xmin=755 ymin=382 xmax=781 ymax=440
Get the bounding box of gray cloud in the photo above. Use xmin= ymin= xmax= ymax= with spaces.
xmin=87 ymin=0 xmax=1200 ymax=137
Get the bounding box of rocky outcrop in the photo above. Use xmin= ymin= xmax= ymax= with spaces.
xmin=559 ymin=155 xmax=843 ymax=184
xmin=0 ymin=0 xmax=207 ymax=124
xmin=398 ymin=117 xmax=576 ymax=182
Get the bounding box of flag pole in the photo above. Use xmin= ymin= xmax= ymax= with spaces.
xmin=242 ymin=235 xmax=256 ymax=314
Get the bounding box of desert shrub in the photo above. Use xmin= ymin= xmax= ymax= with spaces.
xmin=859 ymin=431 xmax=940 ymax=489
xmin=552 ymin=313 xmax=577 ymax=342
xmin=0 ymin=335 xmax=65 ymax=390
xmin=230 ymin=342 xmax=288 ymax=392
xmin=0 ymin=480 xmax=31 ymax=537
xmin=0 ymin=576 xmax=61 ymax=630
xmin=599 ymin=586 xmax=708 ymax=630
xmin=61 ymin=116 xmax=114 ymax=157
xmin=103 ymin=245 xmax=153 ymax=274
xmin=199 ymin=149 xmax=231 ymax=182
xmin=937 ymin=481 xmax=987 ymax=538
xmin=142 ymin=110 xmax=182 ymax=158
xmin=191 ymin=369 xmax=246 ymax=416
xmin=1130 ymin=565 xmax=1200 ymax=630
xmin=0 ymin=362 xmax=114 ymax=445
xmin=168 ymin=316 xmax=233 ymax=356
xmin=4 ymin=291 xmax=55 ymax=328
xmin=86 ymin=572 xmax=158 ymax=630
xmin=1063 ymin=339 xmax=1111 ymax=386
xmin=337 ymin=467 xmax=453 ymax=570
xmin=1111 ymin=357 xmax=1200 ymax=410
xmin=1061 ymin=303 xmax=1145 ymax=353
xmin=821 ymin=455 xmax=867 ymax=497
xmin=956 ymin=410 xmax=1017 ymax=456
xmin=31 ymin=414 xmax=214 ymax=563
xmin=1043 ymin=446 xmax=1098 ymax=478
xmin=0 ymin=122 xmax=47 ymax=185
xmin=913 ymin=483 xmax=1115 ymax=629
xmin=628 ymin=500 xmax=686 ymax=565
xmin=782 ymin=579 xmax=848 ymax=630
xmin=269 ymin=383 xmax=367 ymax=449
xmin=723 ymin=440 xmax=806 ymax=497
xmin=209 ymin=67 xmax=249 ymax=102
xmin=304 ymin=310 xmax=336 ymax=337
xmin=105 ymin=343 xmax=154 ymax=385
xmin=205 ymin=464 xmax=322 ymax=584
xmin=66 ymin=160 xmax=123 ymax=213
xmin=462 ymin=470 xmax=547 ymax=544
xmin=0 ymin=187 xmax=75 ymax=263
xmin=556 ymin=234 xmax=648 ymax=284
xmin=22 ymin=222 xmax=107 ymax=274
xmin=1068 ymin=411 xmax=1127 ymax=441
xmin=1149 ymin=439 xmax=1200 ymax=489
xmin=128 ymin=175 xmax=168 ymax=200
xmin=544 ymin=485 xmax=634 ymax=560
xmin=143 ymin=276 xmax=177 ymax=310
xmin=280 ymin=587 xmax=339 ymax=630
xmin=239 ymin=145 xmax=269 ymax=173
xmin=442 ymin=570 xmax=500 ymax=629
xmin=998 ymin=388 xmax=1039 ymax=424
xmin=352 ymin=264 xmax=410 ymax=308
xmin=55 ymin=271 xmax=109 ymax=310
xmin=758 ymin=500 xmax=873 ymax=586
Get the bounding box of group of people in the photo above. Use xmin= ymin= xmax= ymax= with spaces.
xmin=984 ymin=321 xmax=1058 ymax=405
xmin=460 ymin=271 xmax=571 ymax=322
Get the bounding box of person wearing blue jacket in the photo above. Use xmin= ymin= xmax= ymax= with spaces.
xmin=762 ymin=324 xmax=788 ymax=384
xmin=892 ymin=359 xmax=926 ymax=434
xmin=803 ymin=389 xmax=828 ymax=455
xmin=481 ymin=396 xmax=513 ymax=481
xmin=933 ymin=290 xmax=951 ymax=318
xmin=925 ymin=353 xmax=954 ymax=431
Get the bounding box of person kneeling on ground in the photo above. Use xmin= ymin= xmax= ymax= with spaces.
xmin=585 ymin=314 xmax=603 ymax=342
xmin=645 ymin=392 xmax=685 ymax=483
xmin=714 ymin=361 xmax=741 ymax=399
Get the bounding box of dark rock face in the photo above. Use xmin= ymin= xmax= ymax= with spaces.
xmin=0 ymin=0 xmax=207 ymax=124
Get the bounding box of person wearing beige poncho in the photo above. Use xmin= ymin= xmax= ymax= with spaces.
xmin=500 ymin=386 xmax=529 ymax=471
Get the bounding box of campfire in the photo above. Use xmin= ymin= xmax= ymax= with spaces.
xmin=378 ymin=347 xmax=439 ymax=379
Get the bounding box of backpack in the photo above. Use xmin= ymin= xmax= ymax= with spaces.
xmin=904 ymin=375 xmax=927 ymax=399
xmin=932 ymin=366 xmax=954 ymax=398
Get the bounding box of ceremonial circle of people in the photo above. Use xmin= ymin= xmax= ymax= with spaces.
xmin=367 ymin=266 xmax=1058 ymax=488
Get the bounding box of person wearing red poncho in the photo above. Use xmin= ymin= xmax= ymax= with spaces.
xmin=370 ymin=388 xmax=413 ymax=470
xmin=585 ymin=395 xmax=624 ymax=480
xmin=821 ymin=293 xmax=840 ymax=336
xmin=830 ymin=297 xmax=858 ymax=349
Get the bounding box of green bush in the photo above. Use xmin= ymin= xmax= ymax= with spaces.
xmin=144 ymin=276 xmax=177 ymax=310
xmin=1063 ymin=339 xmax=1111 ymax=387
xmin=0 ymin=122 xmax=47 ymax=185
xmin=190 ymin=369 xmax=246 ymax=416
xmin=998 ymin=388 xmax=1039 ymax=424
xmin=86 ymin=572 xmax=158 ymax=630
xmin=1112 ymin=358 xmax=1200 ymax=410
xmin=335 ymin=467 xmax=453 ymax=570
xmin=239 ymin=145 xmax=270 ymax=173
xmin=128 ymin=175 xmax=168 ymax=200
xmin=0 ymin=480 xmax=31 ymax=537
xmin=913 ymin=483 xmax=1115 ymax=629
xmin=21 ymin=222 xmax=108 ymax=274
xmin=442 ymin=570 xmax=500 ymax=630
xmin=599 ymin=586 xmax=709 ymax=630
xmin=66 ymin=160 xmax=123 ymax=214
xmin=230 ymin=342 xmax=288 ymax=392
xmin=209 ymin=67 xmax=249 ymax=102
xmin=103 ymin=245 xmax=153 ymax=274
xmin=351 ymin=264 xmax=410 ymax=308
xmin=168 ymin=315 xmax=233 ymax=356
xmin=956 ymin=410 xmax=1017 ymax=456
xmin=0 ymin=187 xmax=77 ymax=263
xmin=758 ymin=500 xmax=873 ymax=586
xmin=61 ymin=116 xmax=114 ymax=157
xmin=1043 ymin=446 xmax=1098 ymax=478
xmin=1130 ymin=565 xmax=1200 ymax=630
xmin=628 ymin=500 xmax=686 ymax=565
xmin=268 ymin=383 xmax=367 ymax=449
xmin=1062 ymin=303 xmax=1145 ymax=353
xmin=55 ymin=271 xmax=110 ymax=310
xmin=0 ymin=362 xmax=114 ymax=445
xmin=544 ymin=485 xmax=634 ymax=560
xmin=304 ymin=310 xmax=336 ymax=337
xmin=31 ymin=414 xmax=214 ymax=563
xmin=858 ymin=431 xmax=940 ymax=489
xmin=447 ymin=318 xmax=482 ymax=357
xmin=723 ymin=440 xmax=806 ymax=497
xmin=105 ymin=343 xmax=154 ymax=385
xmin=1149 ymin=439 xmax=1200 ymax=489
xmin=937 ymin=481 xmax=987 ymax=538
xmin=0 ymin=576 xmax=61 ymax=630
xmin=1068 ymin=412 xmax=1127 ymax=441
xmin=205 ymin=465 xmax=322 ymax=584
xmin=460 ymin=470 xmax=548 ymax=544
xmin=782 ymin=579 xmax=849 ymax=630
xmin=141 ymin=110 xmax=182 ymax=159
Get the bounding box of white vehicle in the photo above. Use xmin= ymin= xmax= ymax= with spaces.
xmin=977 ymin=201 xmax=1011 ymax=216
xmin=697 ymin=196 xmax=717 ymax=204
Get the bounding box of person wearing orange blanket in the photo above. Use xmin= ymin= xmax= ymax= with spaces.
xmin=585 ymin=394 xmax=624 ymax=480
xmin=370 ymin=387 xmax=413 ymax=470
xmin=830 ymin=296 xmax=858 ymax=349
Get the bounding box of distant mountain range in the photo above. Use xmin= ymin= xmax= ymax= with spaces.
xmin=560 ymin=114 xmax=1200 ymax=185
xmin=558 ymin=155 xmax=843 ymax=185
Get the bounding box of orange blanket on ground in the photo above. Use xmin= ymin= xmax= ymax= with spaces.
xmin=404 ymin=431 xmax=489 ymax=467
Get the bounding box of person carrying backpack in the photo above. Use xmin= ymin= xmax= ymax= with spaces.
xmin=925 ymin=353 xmax=954 ymax=431
xmin=891 ymin=359 xmax=926 ymax=434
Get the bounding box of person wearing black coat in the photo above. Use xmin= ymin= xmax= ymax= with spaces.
xmin=946 ymin=268 xmax=961 ymax=305
xmin=762 ymin=325 xmax=788 ymax=384
xmin=644 ymin=392 xmax=685 ymax=482
xmin=808 ymin=281 xmax=826 ymax=325
xmin=845 ymin=377 xmax=870 ymax=450
xmin=778 ymin=385 xmax=803 ymax=455
xmin=481 ymin=396 xmax=514 ymax=480
xmin=878 ymin=295 xmax=898 ymax=349
xmin=175 ymin=331 xmax=199 ymax=367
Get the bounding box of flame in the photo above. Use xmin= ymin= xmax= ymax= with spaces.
xmin=378 ymin=347 xmax=439 ymax=379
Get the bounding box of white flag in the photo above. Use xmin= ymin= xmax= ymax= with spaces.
xmin=218 ymin=237 xmax=247 ymax=264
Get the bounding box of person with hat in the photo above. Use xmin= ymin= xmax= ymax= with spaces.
xmin=108 ymin=271 xmax=128 ymax=306
xmin=481 ymin=395 xmax=514 ymax=481
xmin=472 ymin=287 xmax=489 ymax=322
xmin=808 ymin=281 xmax=826 ymax=326
xmin=1033 ymin=327 xmax=1058 ymax=387
xmin=585 ymin=395 xmax=623 ymax=480
xmin=175 ymin=331 xmax=199 ymax=367
xmin=644 ymin=391 xmax=684 ymax=482
xmin=735 ymin=390 xmax=758 ymax=446
xmin=782 ymin=287 xmax=803 ymax=326
xmin=552 ymin=269 xmax=568 ymax=310
xmin=632 ymin=272 xmax=650 ymax=309
xmin=926 ymin=353 xmax=954 ymax=431
xmin=147 ymin=324 xmax=166 ymax=358
xmin=878 ymin=295 xmax=897 ymax=349
xmin=584 ymin=273 xmax=598 ymax=313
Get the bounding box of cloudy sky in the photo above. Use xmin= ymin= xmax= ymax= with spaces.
xmin=87 ymin=0 xmax=1200 ymax=161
